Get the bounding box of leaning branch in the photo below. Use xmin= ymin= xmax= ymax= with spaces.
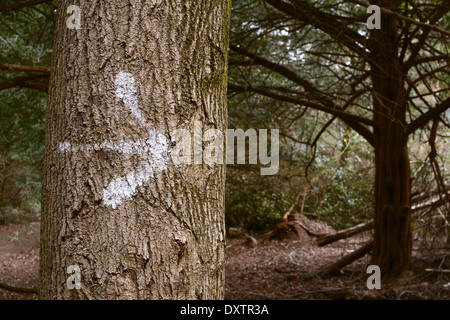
xmin=316 ymin=193 xmax=446 ymax=247
xmin=0 ymin=0 xmax=47 ymax=12
xmin=317 ymin=220 xmax=374 ymax=247
xmin=318 ymin=241 xmax=373 ymax=278
xmin=0 ymin=62 xmax=51 ymax=74
xmin=265 ymin=0 xmax=368 ymax=58
xmin=0 ymin=281 xmax=38 ymax=294
xmin=0 ymin=75 xmax=49 ymax=93
xmin=228 ymin=84 xmax=374 ymax=126
xmin=408 ymin=97 xmax=450 ymax=134
xmin=228 ymin=83 xmax=375 ymax=145
xmin=230 ymin=44 xmax=320 ymax=93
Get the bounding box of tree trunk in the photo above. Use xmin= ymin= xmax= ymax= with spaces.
xmin=40 ymin=0 xmax=231 ymax=299
xmin=369 ymin=0 xmax=412 ymax=279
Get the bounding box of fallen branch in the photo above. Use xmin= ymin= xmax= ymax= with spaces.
xmin=412 ymin=186 xmax=450 ymax=204
xmin=259 ymin=219 xmax=310 ymax=242
xmin=317 ymin=193 xmax=448 ymax=247
xmin=317 ymin=220 xmax=374 ymax=246
xmin=425 ymin=268 xmax=450 ymax=273
xmin=0 ymin=281 xmax=38 ymax=294
xmin=318 ymin=241 xmax=373 ymax=278
xmin=412 ymin=195 xmax=445 ymax=213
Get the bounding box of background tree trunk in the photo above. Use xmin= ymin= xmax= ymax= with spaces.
xmin=40 ymin=0 xmax=230 ymax=299
xmin=369 ymin=0 xmax=412 ymax=279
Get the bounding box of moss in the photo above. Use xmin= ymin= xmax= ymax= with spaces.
xmin=211 ymin=264 xmax=224 ymax=278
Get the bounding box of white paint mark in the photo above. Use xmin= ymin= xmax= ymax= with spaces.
xmin=66 ymin=5 xmax=81 ymax=30
xmin=115 ymin=71 xmax=147 ymax=125
xmin=59 ymin=71 xmax=169 ymax=209
xmin=103 ymin=130 xmax=168 ymax=209
xmin=59 ymin=137 xmax=163 ymax=155
xmin=149 ymin=0 xmax=163 ymax=7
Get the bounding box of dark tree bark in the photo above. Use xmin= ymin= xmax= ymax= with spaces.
xmin=40 ymin=0 xmax=231 ymax=299
xmin=368 ymin=0 xmax=412 ymax=279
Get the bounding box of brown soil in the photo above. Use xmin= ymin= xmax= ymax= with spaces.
xmin=1 ymin=222 xmax=449 ymax=300
xmin=0 ymin=223 xmax=40 ymax=300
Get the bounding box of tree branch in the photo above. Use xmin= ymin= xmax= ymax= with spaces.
xmin=264 ymin=0 xmax=368 ymax=57
xmin=0 ymin=281 xmax=38 ymax=294
xmin=344 ymin=0 xmax=450 ymax=37
xmin=230 ymin=44 xmax=320 ymax=93
xmin=404 ymin=2 xmax=450 ymax=69
xmin=229 ymin=83 xmax=373 ymax=125
xmin=410 ymin=55 xmax=450 ymax=68
xmin=0 ymin=62 xmax=51 ymax=74
xmin=408 ymin=97 xmax=450 ymax=134
xmin=229 ymin=83 xmax=374 ymax=145
xmin=0 ymin=0 xmax=47 ymax=12
xmin=0 ymin=75 xmax=49 ymax=93
xmin=318 ymin=241 xmax=373 ymax=278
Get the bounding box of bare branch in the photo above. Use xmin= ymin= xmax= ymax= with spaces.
xmin=0 ymin=0 xmax=47 ymax=12
xmin=0 ymin=62 xmax=51 ymax=74
xmin=229 ymin=83 xmax=375 ymax=145
xmin=0 ymin=281 xmax=38 ymax=294
xmin=318 ymin=241 xmax=373 ymax=278
xmin=264 ymin=0 xmax=369 ymax=57
xmin=344 ymin=0 xmax=450 ymax=37
xmin=230 ymin=44 xmax=320 ymax=93
xmin=408 ymin=97 xmax=450 ymax=134
xmin=0 ymin=75 xmax=49 ymax=93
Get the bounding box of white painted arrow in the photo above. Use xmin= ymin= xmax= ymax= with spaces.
xmin=59 ymin=71 xmax=169 ymax=209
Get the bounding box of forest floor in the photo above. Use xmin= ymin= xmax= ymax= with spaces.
xmin=0 ymin=222 xmax=449 ymax=300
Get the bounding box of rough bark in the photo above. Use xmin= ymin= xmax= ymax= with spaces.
xmin=40 ymin=0 xmax=231 ymax=300
xmin=368 ymin=0 xmax=412 ymax=279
